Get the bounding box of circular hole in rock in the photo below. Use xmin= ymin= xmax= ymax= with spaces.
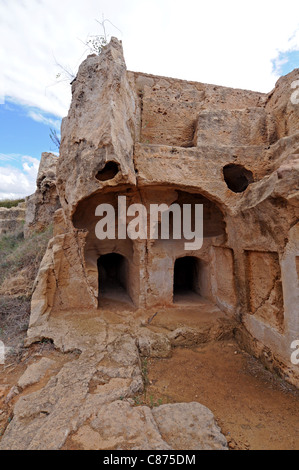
xmin=223 ymin=163 xmax=253 ymax=193
xmin=96 ymin=161 xmax=120 ymax=182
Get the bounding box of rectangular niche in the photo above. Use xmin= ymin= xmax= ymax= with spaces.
xmin=245 ymin=251 xmax=284 ymax=333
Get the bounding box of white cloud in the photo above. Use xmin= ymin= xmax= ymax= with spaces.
xmin=0 ymin=156 xmax=40 ymax=200
xmin=0 ymin=0 xmax=123 ymax=117
xmin=27 ymin=110 xmax=61 ymax=130
xmin=0 ymin=0 xmax=298 ymax=119
xmin=0 ymin=153 xmax=20 ymax=163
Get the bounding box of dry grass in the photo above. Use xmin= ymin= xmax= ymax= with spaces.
xmin=0 ymin=225 xmax=53 ymax=353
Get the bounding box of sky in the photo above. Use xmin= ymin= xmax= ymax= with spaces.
xmin=0 ymin=0 xmax=299 ymax=199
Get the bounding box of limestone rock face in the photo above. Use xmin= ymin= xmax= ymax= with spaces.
xmin=24 ymin=153 xmax=60 ymax=238
xmin=3 ymin=36 xmax=299 ymax=451
xmin=29 ymin=211 xmax=96 ymax=331
xmin=265 ymin=69 xmax=299 ymax=139
xmin=57 ymin=37 xmax=138 ymax=218
xmin=194 ymin=108 xmax=277 ymax=146
xmin=24 ymin=37 xmax=299 ymax=392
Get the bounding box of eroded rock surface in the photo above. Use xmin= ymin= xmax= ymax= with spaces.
xmin=1 ymin=37 xmax=298 ymax=450
xmin=152 ymin=402 xmax=228 ymax=450
xmin=0 ymin=332 xmax=227 ymax=450
xmin=24 ymin=153 xmax=60 ymax=238
xmin=25 ymin=40 xmax=298 ymax=392
xmin=70 ymin=401 xmax=227 ymax=451
xmin=17 ymin=357 xmax=55 ymax=390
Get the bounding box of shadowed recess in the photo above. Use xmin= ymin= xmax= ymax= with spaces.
xmin=173 ymin=256 xmax=210 ymax=304
xmin=223 ymin=164 xmax=254 ymax=193
xmin=97 ymin=253 xmax=131 ymax=307
xmin=174 ymin=256 xmax=198 ymax=293
xmin=96 ymin=161 xmax=120 ymax=182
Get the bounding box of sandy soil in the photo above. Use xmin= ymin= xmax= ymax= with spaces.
xmin=139 ymin=339 xmax=299 ymax=450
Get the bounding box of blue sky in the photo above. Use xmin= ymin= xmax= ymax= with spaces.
xmin=0 ymin=0 xmax=298 ymax=199
xmin=272 ymin=50 xmax=299 ymax=76
xmin=0 ymin=102 xmax=61 ymax=199
xmin=0 ymin=103 xmax=60 ymax=164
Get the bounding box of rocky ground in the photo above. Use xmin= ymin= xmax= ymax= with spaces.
xmin=0 ymin=322 xmax=228 ymax=450
xmin=0 ymin=300 xmax=298 ymax=450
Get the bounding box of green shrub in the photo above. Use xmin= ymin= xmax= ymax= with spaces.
xmin=0 ymin=199 xmax=25 ymax=209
